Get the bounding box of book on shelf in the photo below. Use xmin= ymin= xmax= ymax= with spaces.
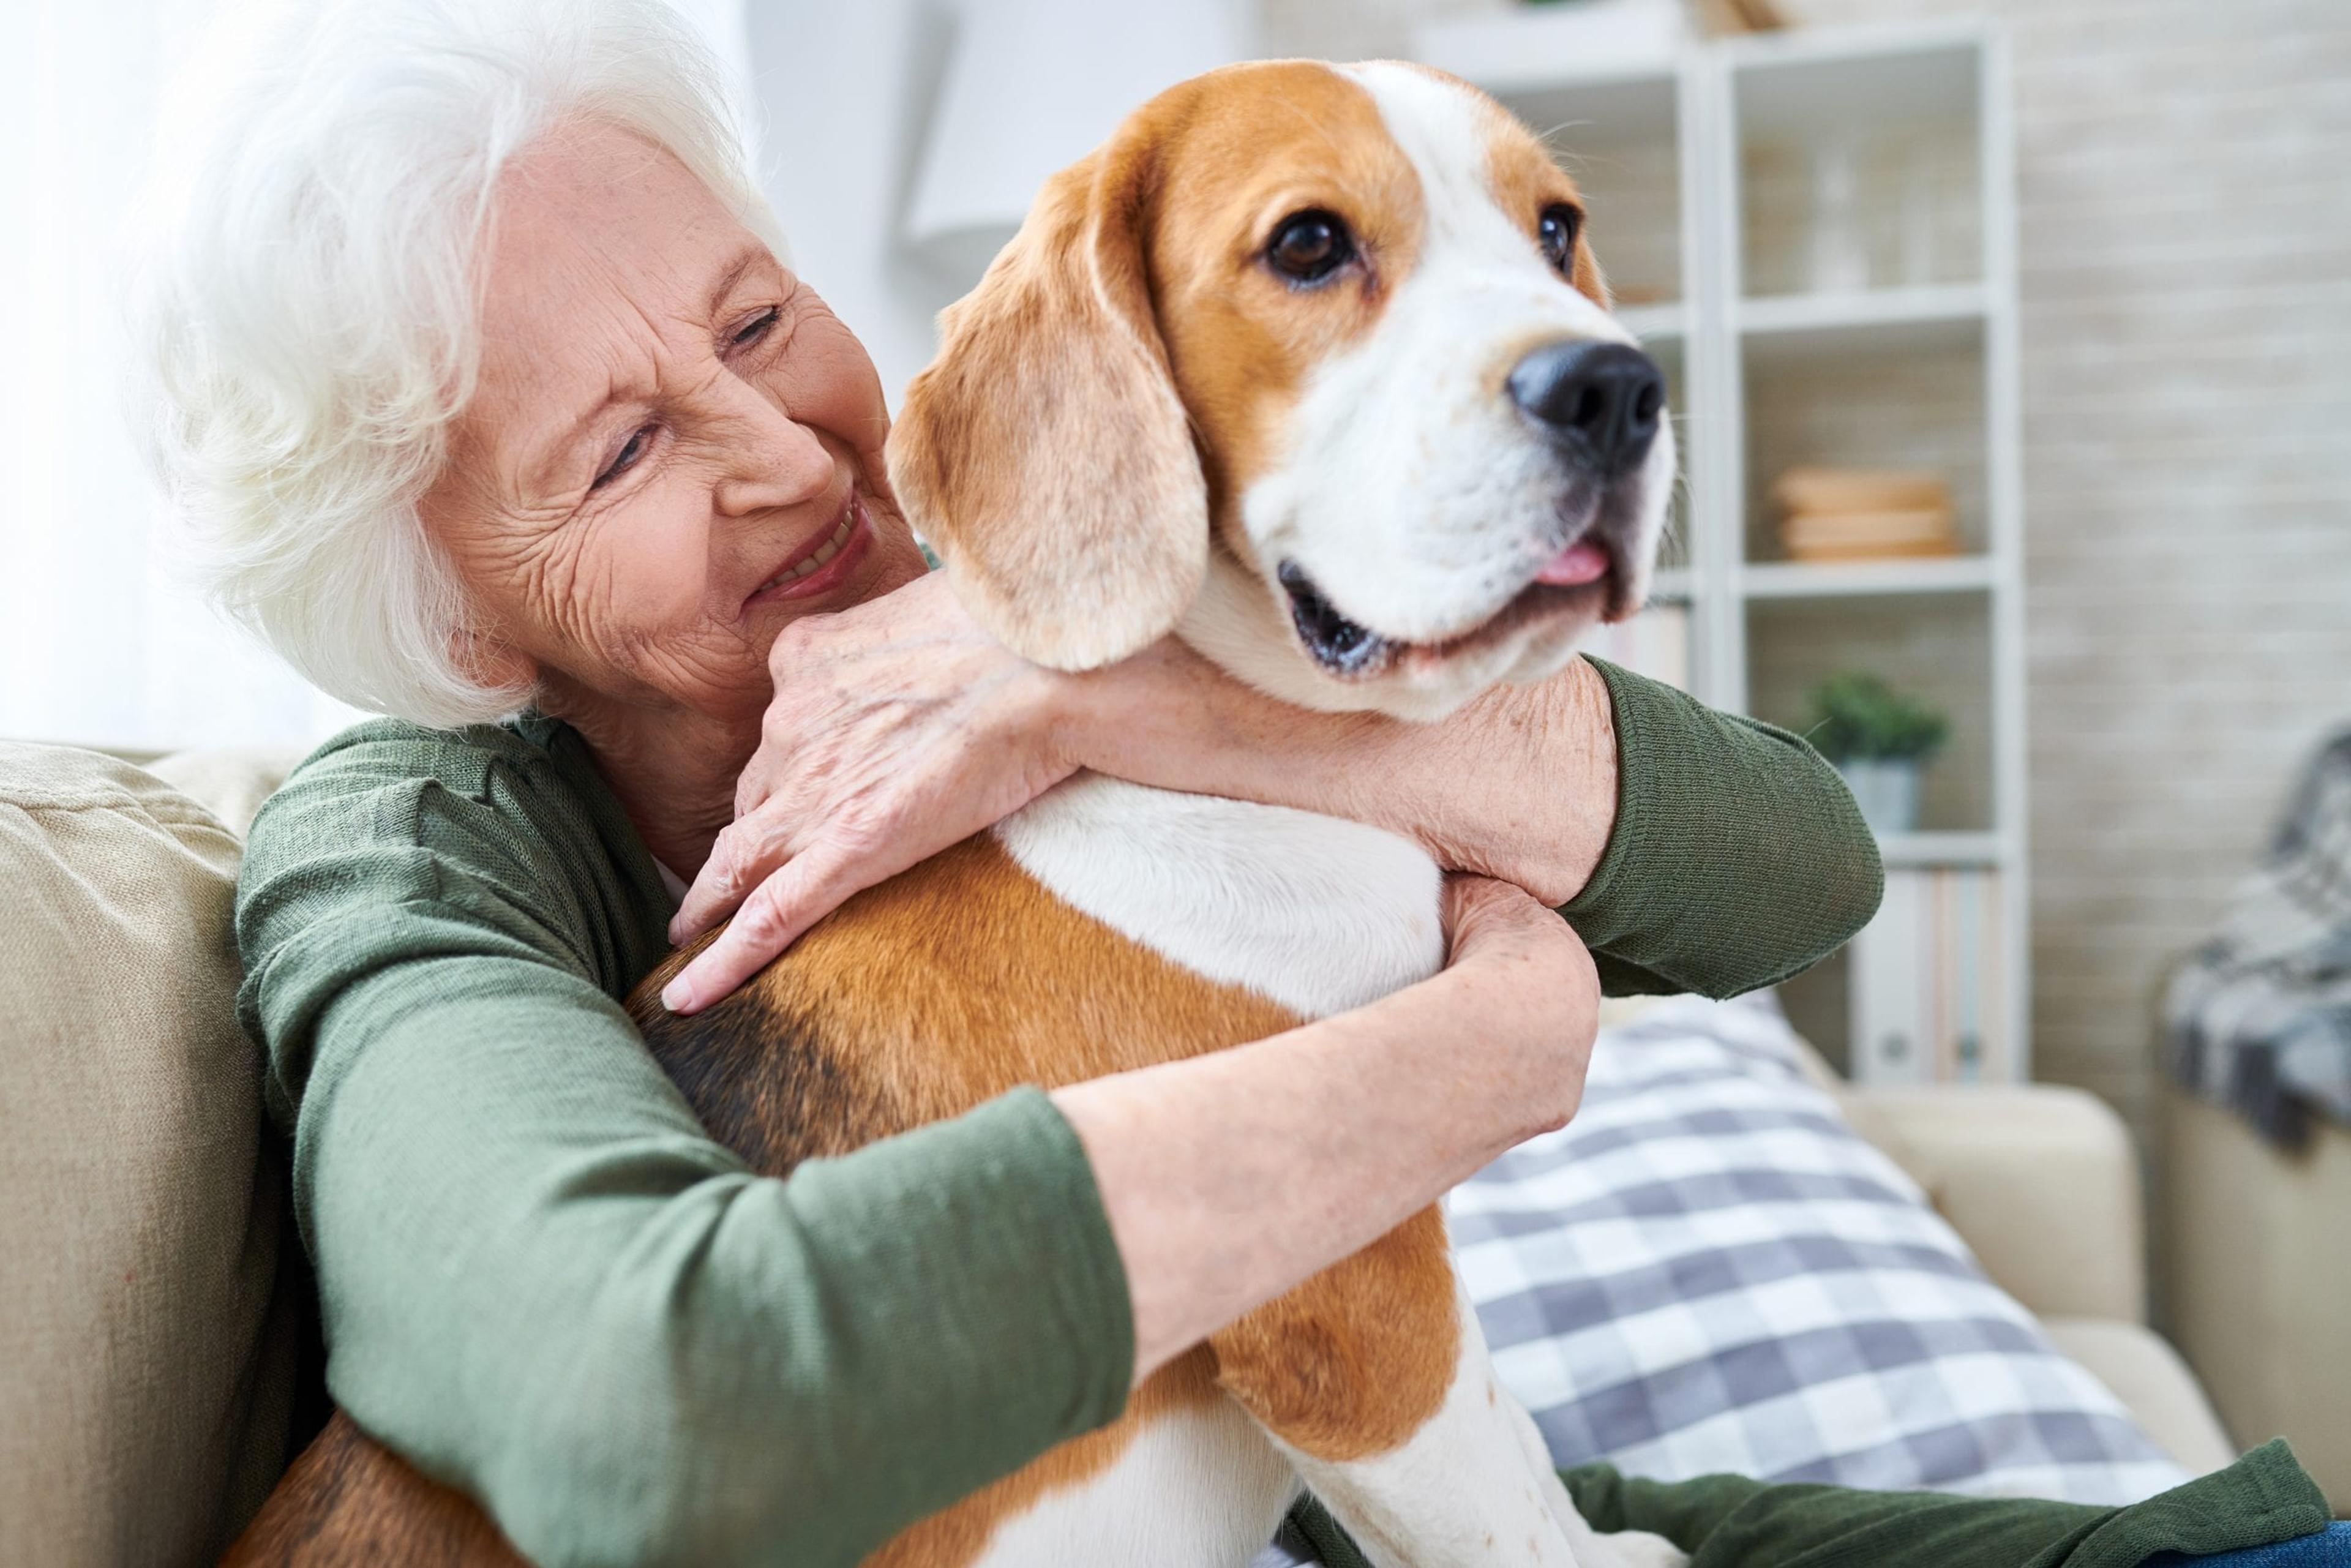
xmin=1771 ymin=466 xmax=1960 ymax=563
xmin=1848 ymin=866 xmax=2008 ymax=1085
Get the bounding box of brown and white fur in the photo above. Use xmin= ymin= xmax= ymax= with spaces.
xmin=229 ymin=59 xmax=1682 ymax=1568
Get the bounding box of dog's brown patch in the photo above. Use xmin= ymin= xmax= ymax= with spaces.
xmin=223 ymin=1411 xmax=525 ymax=1568
xmin=1475 ymin=84 xmax=1610 ymax=309
xmin=634 ymin=834 xmax=1305 ymax=1141
xmin=1210 ymin=1206 xmax=1460 ymax=1462
xmin=1145 ymin=62 xmax=1425 ymax=534
xmin=887 ymin=96 xmax=1208 ymax=673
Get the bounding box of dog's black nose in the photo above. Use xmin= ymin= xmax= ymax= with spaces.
xmin=1507 ymin=341 xmax=1666 ymax=477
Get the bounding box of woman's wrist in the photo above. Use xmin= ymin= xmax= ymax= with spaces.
xmin=1046 ymin=636 xmax=1303 ymax=800
xmin=1418 ymin=657 xmax=1619 ymax=904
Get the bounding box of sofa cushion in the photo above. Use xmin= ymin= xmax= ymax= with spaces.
xmin=1453 ymin=994 xmax=2190 ymax=1506
xmin=0 ymin=745 xmax=298 ymax=1565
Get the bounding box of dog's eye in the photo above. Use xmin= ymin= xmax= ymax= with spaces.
xmin=1266 ymin=209 xmax=1355 ymax=285
xmin=1539 ymin=204 xmax=1583 ymax=276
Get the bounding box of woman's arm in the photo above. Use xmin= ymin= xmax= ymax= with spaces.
xmin=245 ymin=726 xmax=1596 ymax=1566
xmin=1054 ymin=632 xmax=1619 ymax=908
xmin=666 ymin=571 xmax=1880 ymax=1011
xmin=1065 ymin=877 xmax=1595 ymax=1379
xmin=1067 ymin=637 xmax=1884 ymax=1000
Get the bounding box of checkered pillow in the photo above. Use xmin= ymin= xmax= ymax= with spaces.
xmin=1450 ymin=994 xmax=2188 ymax=1506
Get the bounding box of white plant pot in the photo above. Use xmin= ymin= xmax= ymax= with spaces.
xmin=1837 ymin=758 xmax=1922 ymax=835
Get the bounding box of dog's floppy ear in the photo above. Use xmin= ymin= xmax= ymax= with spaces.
xmin=888 ymin=124 xmax=1205 ymax=671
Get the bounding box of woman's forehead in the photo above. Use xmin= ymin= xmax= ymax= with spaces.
xmin=485 ymin=122 xmax=765 ymax=339
xmin=471 ymin=123 xmax=778 ymax=460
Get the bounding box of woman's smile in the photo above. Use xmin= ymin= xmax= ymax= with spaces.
xmin=745 ymin=490 xmax=875 ymax=612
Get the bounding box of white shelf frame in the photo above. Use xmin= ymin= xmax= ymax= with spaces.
xmin=1737 ymin=281 xmax=1987 ymax=338
xmin=1427 ymin=21 xmax=2031 ymax=1080
xmin=1878 ymin=830 xmax=2006 ymax=869
xmin=1739 ymin=557 xmax=1996 ymax=598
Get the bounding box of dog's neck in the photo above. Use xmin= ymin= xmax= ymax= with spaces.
xmin=994 ymin=776 xmax=1445 ymax=1020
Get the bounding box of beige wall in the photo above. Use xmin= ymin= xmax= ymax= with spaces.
xmin=1264 ymin=0 xmax=2351 ymax=1167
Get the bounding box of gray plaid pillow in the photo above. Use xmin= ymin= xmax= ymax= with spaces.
xmin=1451 ymin=994 xmax=2188 ymax=1506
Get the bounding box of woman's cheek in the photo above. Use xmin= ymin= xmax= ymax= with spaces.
xmin=639 ymin=470 xmax=732 ymax=626
xmin=553 ymin=477 xmax=713 ymax=672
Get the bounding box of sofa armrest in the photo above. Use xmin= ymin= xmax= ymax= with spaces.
xmin=2040 ymin=1317 xmax=2237 ymax=1474
xmin=1842 ymin=1084 xmax=2147 ymax=1324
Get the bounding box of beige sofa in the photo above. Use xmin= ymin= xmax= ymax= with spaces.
xmin=2165 ymin=1090 xmax=2351 ymax=1511
xmin=0 ymin=743 xmax=2248 ymax=1563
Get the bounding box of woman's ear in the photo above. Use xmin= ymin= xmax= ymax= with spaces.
xmin=887 ymin=125 xmax=1206 ymax=671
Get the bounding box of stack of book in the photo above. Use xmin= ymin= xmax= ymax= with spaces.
xmin=1772 ymin=467 xmax=1959 ymax=561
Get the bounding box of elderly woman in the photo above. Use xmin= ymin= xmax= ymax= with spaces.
xmin=133 ymin=6 xmax=2351 ymax=1568
xmin=131 ymin=2 xmax=1896 ymax=1564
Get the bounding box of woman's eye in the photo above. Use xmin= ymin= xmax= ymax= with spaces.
xmin=591 ymin=424 xmax=654 ymax=491
xmin=1539 ymin=204 xmax=1583 ymax=276
xmin=1266 ymin=209 xmax=1356 ymax=285
xmin=729 ymin=306 xmax=780 ymax=348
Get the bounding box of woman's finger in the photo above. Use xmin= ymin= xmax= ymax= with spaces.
xmin=660 ymin=844 xmax=869 ymax=1014
xmin=670 ymin=816 xmax=795 ymax=943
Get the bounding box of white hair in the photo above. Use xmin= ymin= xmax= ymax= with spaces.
xmin=130 ymin=0 xmax=784 ymax=727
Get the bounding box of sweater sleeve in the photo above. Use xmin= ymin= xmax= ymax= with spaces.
xmin=1554 ymin=1439 xmax=2330 ymax=1568
xmin=236 ymin=724 xmax=1133 ymax=1568
xmin=1563 ymin=659 xmax=1884 ymax=999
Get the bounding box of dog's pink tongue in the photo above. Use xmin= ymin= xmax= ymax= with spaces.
xmin=1534 ymin=539 xmax=1611 ymax=586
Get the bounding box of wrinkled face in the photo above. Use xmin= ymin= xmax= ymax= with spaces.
xmin=427 ymin=121 xmax=926 ymax=731
xmin=1160 ymin=62 xmax=1674 ymax=718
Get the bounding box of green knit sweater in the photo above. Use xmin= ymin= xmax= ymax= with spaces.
xmin=236 ymin=660 xmax=1883 ymax=1567
xmin=1283 ymin=1441 xmax=2334 ymax=1568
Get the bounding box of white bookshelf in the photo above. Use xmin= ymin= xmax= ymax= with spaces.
xmin=1417 ymin=18 xmax=2030 ymax=1081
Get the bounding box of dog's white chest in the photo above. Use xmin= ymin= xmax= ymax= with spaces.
xmin=992 ymin=776 xmax=1445 ymax=1020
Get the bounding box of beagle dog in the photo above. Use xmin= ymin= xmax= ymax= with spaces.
xmin=229 ymin=58 xmax=1681 ymax=1568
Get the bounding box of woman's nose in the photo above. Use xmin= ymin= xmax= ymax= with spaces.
xmin=710 ymin=387 xmax=836 ymax=519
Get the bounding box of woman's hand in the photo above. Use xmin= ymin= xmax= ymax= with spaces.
xmin=661 ymin=572 xmax=1084 ymax=1013
xmin=1433 ymin=874 xmax=1602 ymax=1136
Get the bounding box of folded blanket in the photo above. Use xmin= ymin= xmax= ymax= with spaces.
xmin=2166 ymin=726 xmax=2351 ymax=1148
xmin=1283 ymin=1438 xmax=2331 ymax=1568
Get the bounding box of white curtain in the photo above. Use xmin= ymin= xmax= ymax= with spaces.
xmin=0 ymin=0 xmax=751 ymax=753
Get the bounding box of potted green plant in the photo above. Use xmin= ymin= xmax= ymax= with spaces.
xmin=1805 ymin=671 xmax=1948 ymax=834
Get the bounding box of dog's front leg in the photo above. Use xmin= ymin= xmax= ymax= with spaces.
xmin=1209 ymin=1207 xmax=1681 ymax=1568
xmin=1488 ymin=1352 xmax=1690 ymax=1568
